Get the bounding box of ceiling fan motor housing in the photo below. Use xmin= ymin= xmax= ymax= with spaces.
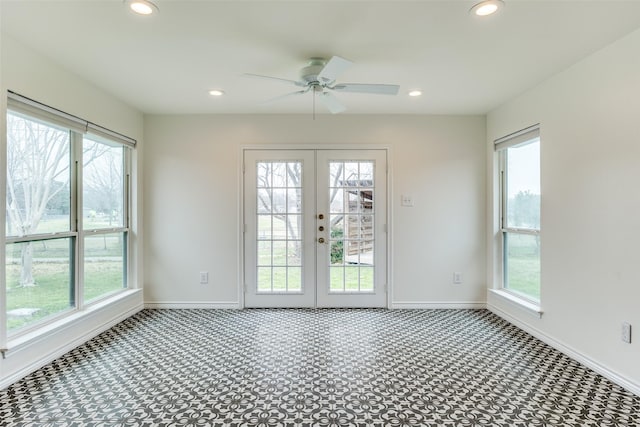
xmin=300 ymin=58 xmax=329 ymax=86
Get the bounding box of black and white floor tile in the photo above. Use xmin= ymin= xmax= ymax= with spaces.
xmin=1 ymin=309 xmax=639 ymax=426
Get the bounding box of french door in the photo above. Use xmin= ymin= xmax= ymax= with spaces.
xmin=243 ymin=149 xmax=387 ymax=308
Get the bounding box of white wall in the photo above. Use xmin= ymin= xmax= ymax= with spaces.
xmin=143 ymin=114 xmax=487 ymax=308
xmin=487 ymin=28 xmax=640 ymax=392
xmin=0 ymin=35 xmax=145 ymax=387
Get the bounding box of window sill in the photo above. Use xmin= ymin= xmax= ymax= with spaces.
xmin=489 ymin=289 xmax=543 ymax=318
xmin=5 ymin=289 xmax=141 ymax=353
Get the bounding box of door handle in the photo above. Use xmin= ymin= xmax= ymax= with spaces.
xmin=318 ymin=237 xmax=326 ymax=244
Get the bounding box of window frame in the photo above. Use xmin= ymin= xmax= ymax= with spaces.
xmin=496 ymin=125 xmax=541 ymax=304
xmin=4 ymin=92 xmax=134 ymax=339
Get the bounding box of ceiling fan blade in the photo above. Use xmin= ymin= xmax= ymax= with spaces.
xmin=243 ymin=73 xmax=306 ymax=87
xmin=317 ymin=56 xmax=353 ymax=84
xmin=261 ymin=88 xmax=309 ymax=105
xmin=332 ymin=83 xmax=400 ymax=95
xmin=319 ymin=92 xmax=347 ymax=114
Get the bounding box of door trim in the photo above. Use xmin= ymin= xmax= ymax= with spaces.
xmin=239 ymin=145 xmax=393 ymax=309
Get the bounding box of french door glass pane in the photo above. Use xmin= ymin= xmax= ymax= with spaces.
xmin=84 ymin=232 xmax=126 ymax=302
xmin=6 ymin=112 xmax=71 ymax=237
xmin=328 ymin=161 xmax=375 ymax=292
xmin=6 ymin=238 xmax=74 ymax=332
xmin=256 ymin=161 xmax=303 ymax=293
xmin=83 ymin=138 xmax=124 ymax=230
xmin=504 ymin=232 xmax=540 ymax=301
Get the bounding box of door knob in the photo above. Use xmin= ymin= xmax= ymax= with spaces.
xmin=318 ymin=226 xmax=325 ymax=231
xmin=318 ymin=214 xmax=324 ymax=220
xmin=318 ymin=237 xmax=325 ymax=243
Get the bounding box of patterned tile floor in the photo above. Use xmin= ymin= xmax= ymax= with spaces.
xmin=1 ymin=309 xmax=639 ymax=426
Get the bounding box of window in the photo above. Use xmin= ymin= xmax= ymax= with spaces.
xmin=496 ymin=125 xmax=540 ymax=302
xmin=82 ymin=136 xmax=128 ymax=302
xmin=5 ymin=92 xmax=134 ymax=336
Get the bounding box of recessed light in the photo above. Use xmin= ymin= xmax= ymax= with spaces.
xmin=125 ymin=0 xmax=158 ymax=15
xmin=209 ymin=90 xmax=225 ymax=97
xmin=408 ymin=90 xmax=422 ymax=97
xmin=470 ymin=0 xmax=504 ymax=16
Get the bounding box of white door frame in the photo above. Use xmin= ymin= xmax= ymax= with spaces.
xmin=239 ymin=145 xmax=393 ymax=309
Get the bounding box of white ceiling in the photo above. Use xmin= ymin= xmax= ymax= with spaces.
xmin=2 ymin=0 xmax=640 ymax=115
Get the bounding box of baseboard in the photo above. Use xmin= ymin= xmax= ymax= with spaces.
xmin=488 ymin=303 xmax=640 ymax=397
xmin=146 ymin=301 xmax=485 ymax=310
xmin=1 ymin=303 xmax=143 ymax=390
xmin=390 ymin=301 xmax=487 ymax=309
xmin=144 ymin=301 xmax=241 ymax=309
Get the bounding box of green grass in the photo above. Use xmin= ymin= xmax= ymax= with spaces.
xmin=256 ymin=216 xmax=375 ymax=293
xmin=6 ymin=261 xmax=124 ymax=331
xmin=6 ymin=263 xmax=72 ymax=331
xmin=505 ymin=234 xmax=540 ymax=300
xmin=330 ymin=266 xmax=374 ymax=292
xmin=6 ymin=232 xmax=126 ymax=332
xmin=257 ymin=267 xmax=301 ymax=292
xmin=84 ymin=261 xmax=126 ymax=302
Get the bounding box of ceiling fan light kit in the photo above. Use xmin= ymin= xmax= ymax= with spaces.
xmin=470 ymin=0 xmax=504 ymax=16
xmin=244 ymin=56 xmax=400 ymax=115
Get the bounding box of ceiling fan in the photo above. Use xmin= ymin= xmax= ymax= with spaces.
xmin=244 ymin=56 xmax=400 ymax=114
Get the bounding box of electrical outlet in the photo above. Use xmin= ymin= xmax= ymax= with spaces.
xmin=453 ymin=272 xmax=463 ymax=284
xmin=401 ymin=194 xmax=414 ymax=207
xmin=622 ymin=322 xmax=632 ymax=343
xmin=200 ymin=271 xmax=209 ymax=285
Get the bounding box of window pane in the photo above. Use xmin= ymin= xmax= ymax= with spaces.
xmin=506 ymin=139 xmax=540 ymax=230
xmin=257 ymin=215 xmax=272 ymax=240
xmin=272 ymin=189 xmax=286 ymax=214
xmin=287 ymin=267 xmax=302 ymax=292
xmin=83 ymin=138 xmax=124 ymax=230
xmin=504 ymin=233 xmax=540 ymax=301
xmin=257 ymin=241 xmax=272 ymax=265
xmin=84 ymin=232 xmax=126 ymax=302
xmin=287 ymin=188 xmax=301 ymax=213
xmin=272 ymin=241 xmax=287 ymax=266
xmin=329 ymin=189 xmax=345 ymax=213
xmin=359 ymin=162 xmax=373 ymax=184
xmin=286 ymin=215 xmax=302 ymax=240
xmin=272 ymin=267 xmax=287 ymax=291
xmin=6 ymin=238 xmax=74 ymax=333
xmin=287 ymin=241 xmax=302 ymax=266
xmin=359 ymin=266 xmax=374 ymax=291
xmin=257 ymin=189 xmax=271 ymax=213
xmin=330 ymin=267 xmax=345 ymax=291
xmin=6 ymin=112 xmax=71 ymax=237
xmin=257 ymin=267 xmax=272 ymax=292
xmin=271 ymin=162 xmax=287 ymax=188
xmin=344 ymin=266 xmax=359 ymax=291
